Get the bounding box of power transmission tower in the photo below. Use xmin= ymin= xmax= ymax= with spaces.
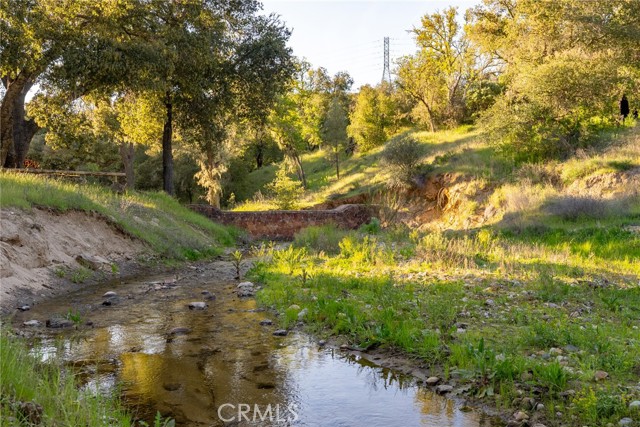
xmin=381 ymin=37 xmax=391 ymax=83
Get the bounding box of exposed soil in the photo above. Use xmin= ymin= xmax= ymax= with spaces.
xmin=0 ymin=207 xmax=148 ymax=314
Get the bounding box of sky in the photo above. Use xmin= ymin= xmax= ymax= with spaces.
xmin=260 ymin=0 xmax=480 ymax=90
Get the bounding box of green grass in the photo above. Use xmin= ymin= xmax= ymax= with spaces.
xmin=0 ymin=172 xmax=238 ymax=259
xmin=0 ymin=333 xmax=134 ymax=426
xmin=249 ymin=218 xmax=640 ymax=426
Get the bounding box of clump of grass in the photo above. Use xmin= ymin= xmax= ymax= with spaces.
xmin=293 ymin=224 xmax=349 ymax=255
xmin=0 ymin=172 xmax=237 ymax=259
xmin=0 ymin=332 xmax=134 ymax=426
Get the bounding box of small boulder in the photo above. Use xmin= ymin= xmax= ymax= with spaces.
xmin=188 ymin=302 xmax=208 ymax=310
xmin=17 ymin=305 xmax=31 ymax=312
xmin=103 ymin=291 xmax=118 ymax=298
xmin=435 ymin=384 xmax=453 ymax=395
xmin=425 ymin=376 xmax=440 ymax=386
xmin=273 ymin=329 xmax=288 ymax=337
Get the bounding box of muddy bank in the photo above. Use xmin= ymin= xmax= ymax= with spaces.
xmin=0 ymin=207 xmax=150 ymax=314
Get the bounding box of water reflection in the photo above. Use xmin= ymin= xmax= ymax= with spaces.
xmin=13 ymin=272 xmax=502 ymax=427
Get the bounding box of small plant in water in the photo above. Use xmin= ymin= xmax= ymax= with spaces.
xmin=231 ymin=250 xmax=243 ymax=280
xmin=66 ymin=310 xmax=82 ymax=325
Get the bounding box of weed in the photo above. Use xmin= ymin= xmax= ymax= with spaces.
xmin=70 ymin=267 xmax=92 ymax=284
xmin=231 ymin=250 xmax=243 ymax=280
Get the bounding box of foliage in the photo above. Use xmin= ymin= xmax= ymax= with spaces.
xmin=381 ymin=134 xmax=427 ymax=188
xmin=267 ymin=165 xmax=304 ymax=210
xmin=347 ymin=84 xmax=396 ymax=152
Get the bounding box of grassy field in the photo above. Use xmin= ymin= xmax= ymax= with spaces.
xmin=248 ymin=126 xmax=640 ymax=426
xmin=0 ymin=172 xmax=238 ymax=260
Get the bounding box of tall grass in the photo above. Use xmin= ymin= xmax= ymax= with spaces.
xmin=0 ymin=172 xmax=238 ymax=259
xmin=0 ymin=333 xmax=133 ymax=426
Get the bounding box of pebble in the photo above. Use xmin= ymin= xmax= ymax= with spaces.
xmin=629 ymin=401 xmax=640 ymax=410
xmin=513 ymin=411 xmax=529 ymax=422
xmin=237 ymin=282 xmax=254 ymax=289
xmin=273 ymin=329 xmax=288 ymax=337
xmin=103 ymin=291 xmax=118 ymax=298
xmin=188 ymin=302 xmax=208 ymax=310
xmin=259 ymin=319 xmax=273 ymax=326
xmin=536 ymin=403 xmax=545 ymax=411
xmin=318 ymin=340 xmax=326 ymax=347
xmin=163 ymin=383 xmax=181 ymax=391
xmin=594 ymin=370 xmax=609 ymax=381
xmin=23 ymin=320 xmax=41 ymax=327
xmin=485 ymin=299 xmax=495 ymax=307
xmin=18 ymin=305 xmax=31 ymax=312
xmin=435 ymin=384 xmax=453 ymax=395
xmin=619 ymin=418 xmax=632 ymax=426
xmin=237 ymin=289 xmax=255 ymax=297
xmin=425 ymin=376 xmax=440 ymax=386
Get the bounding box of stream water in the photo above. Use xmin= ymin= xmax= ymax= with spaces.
xmin=11 ymin=262 xmax=502 ymax=427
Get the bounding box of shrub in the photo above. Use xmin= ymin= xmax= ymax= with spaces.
xmin=542 ymin=195 xmax=630 ymax=221
xmin=381 ymin=134 xmax=427 ymax=188
xmin=267 ymin=166 xmax=304 ymax=210
xmin=293 ymin=224 xmax=348 ymax=255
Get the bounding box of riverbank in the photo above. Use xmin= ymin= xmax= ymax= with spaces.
xmin=249 ymin=223 xmax=640 ymax=427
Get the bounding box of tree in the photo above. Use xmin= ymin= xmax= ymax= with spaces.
xmin=1 ymin=0 xmax=160 ymax=168
xmin=322 ymin=97 xmax=349 ymax=179
xmin=347 ymin=84 xmax=395 ymax=152
xmin=467 ymin=0 xmax=640 ymax=162
xmin=269 ymin=94 xmax=308 ymax=188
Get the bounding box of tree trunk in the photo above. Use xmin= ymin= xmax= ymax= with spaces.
xmin=119 ymin=141 xmax=135 ymax=190
xmin=293 ymin=154 xmax=307 ymax=188
xmin=1 ymin=75 xmax=25 ymax=166
xmin=419 ymin=99 xmax=436 ymax=132
xmin=162 ymin=92 xmax=174 ymax=195
xmin=255 ymin=140 xmax=264 ymax=169
xmin=335 ymin=149 xmax=340 ymax=179
xmin=11 ymin=78 xmax=38 ymax=168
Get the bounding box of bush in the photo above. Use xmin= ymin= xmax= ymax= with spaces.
xmin=293 ymin=224 xmax=348 ymax=255
xmin=267 ymin=165 xmax=304 ymax=210
xmin=381 ymin=134 xmax=427 ymax=188
xmin=542 ymin=195 xmax=630 ymax=221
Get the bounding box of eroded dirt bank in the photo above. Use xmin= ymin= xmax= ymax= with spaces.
xmin=0 ymin=207 xmax=147 ymax=314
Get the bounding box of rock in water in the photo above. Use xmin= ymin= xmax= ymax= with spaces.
xmin=103 ymin=291 xmax=118 ymax=298
xmin=23 ymin=320 xmax=41 ymax=327
xmin=435 ymin=384 xmax=453 ymax=394
xmin=188 ymin=302 xmax=208 ymax=310
xmin=46 ymin=319 xmax=74 ymax=328
xmin=259 ymin=319 xmax=273 ymax=326
xmin=169 ymin=327 xmax=191 ymax=336
xmin=425 ymin=376 xmax=440 ymax=386
xmin=273 ymin=329 xmax=288 ymax=337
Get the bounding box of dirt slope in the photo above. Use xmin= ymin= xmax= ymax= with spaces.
xmin=0 ymin=207 xmax=146 ymax=314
